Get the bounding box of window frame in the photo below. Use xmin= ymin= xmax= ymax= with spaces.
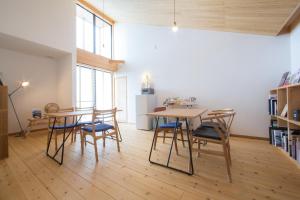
xmin=76 ymin=64 xmax=114 ymax=109
xmin=76 ymin=4 xmax=113 ymax=59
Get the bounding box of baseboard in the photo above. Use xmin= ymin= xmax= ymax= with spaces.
xmin=8 ymin=128 xmax=48 ymax=136
xmin=231 ymin=134 xmax=269 ymax=141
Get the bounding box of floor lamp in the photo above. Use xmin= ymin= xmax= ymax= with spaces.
xmin=8 ymin=81 xmax=29 ymax=137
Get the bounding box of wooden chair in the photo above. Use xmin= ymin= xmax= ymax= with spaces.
xmin=47 ymin=107 xmax=76 ymax=151
xmin=192 ymin=111 xmax=236 ymax=182
xmin=201 ymin=108 xmax=235 ymax=130
xmin=44 ymin=103 xmax=60 ymax=113
xmin=153 ymin=107 xmax=185 ymax=155
xmin=72 ymin=106 xmax=95 ymax=143
xmin=80 ymin=108 xmax=120 ymax=162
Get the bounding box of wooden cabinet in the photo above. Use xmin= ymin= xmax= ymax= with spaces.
xmin=0 ymin=85 xmax=8 ymax=159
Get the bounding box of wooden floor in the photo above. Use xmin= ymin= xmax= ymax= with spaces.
xmin=1 ymin=124 xmax=300 ymax=200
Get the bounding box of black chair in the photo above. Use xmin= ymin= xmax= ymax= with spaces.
xmin=192 ymin=110 xmax=235 ymax=182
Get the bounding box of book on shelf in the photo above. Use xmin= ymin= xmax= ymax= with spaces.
xmin=291 ymin=131 xmax=300 ymax=163
xmin=268 ymin=96 xmax=277 ymax=116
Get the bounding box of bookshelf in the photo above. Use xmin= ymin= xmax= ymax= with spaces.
xmin=0 ymin=85 xmax=8 ymax=159
xmin=269 ymin=83 xmax=300 ymax=168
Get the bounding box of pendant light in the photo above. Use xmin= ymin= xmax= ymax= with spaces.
xmin=172 ymin=0 xmax=178 ymax=32
xmin=102 ymin=0 xmax=105 ymax=48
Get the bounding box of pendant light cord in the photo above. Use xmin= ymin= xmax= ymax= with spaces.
xmin=173 ymin=0 xmax=176 ymax=24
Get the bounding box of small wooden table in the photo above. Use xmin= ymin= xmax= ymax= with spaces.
xmin=147 ymin=108 xmax=207 ymax=175
xmin=26 ymin=117 xmax=49 ymax=134
xmin=45 ymin=111 xmax=93 ymax=165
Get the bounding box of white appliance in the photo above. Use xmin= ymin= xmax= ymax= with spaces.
xmin=136 ymin=95 xmax=156 ymax=130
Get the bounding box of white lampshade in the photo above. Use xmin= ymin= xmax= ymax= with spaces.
xmin=21 ymin=81 xmax=30 ymax=87
xmin=172 ymin=21 xmax=178 ymax=32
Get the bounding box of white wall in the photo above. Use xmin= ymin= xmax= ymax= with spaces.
xmin=0 ymin=0 xmax=76 ymax=133
xmin=0 ymin=0 xmax=75 ymax=54
xmin=0 ymin=48 xmax=58 ymax=133
xmin=114 ymin=23 xmax=290 ymax=137
xmin=291 ymin=21 xmax=300 ymax=72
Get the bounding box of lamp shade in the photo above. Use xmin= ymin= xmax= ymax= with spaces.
xmin=21 ymin=81 xmax=29 ymax=87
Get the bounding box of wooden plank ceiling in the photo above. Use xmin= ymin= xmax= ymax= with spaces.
xmin=86 ymin=0 xmax=300 ymax=35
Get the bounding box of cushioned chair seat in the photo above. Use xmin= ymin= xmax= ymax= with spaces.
xmin=82 ymin=123 xmax=114 ymax=132
xmin=192 ymin=126 xmax=221 ymax=140
xmin=50 ymin=124 xmax=76 ymax=129
xmin=76 ymin=120 xmax=102 ymax=126
xmin=159 ymin=122 xmax=182 ymax=129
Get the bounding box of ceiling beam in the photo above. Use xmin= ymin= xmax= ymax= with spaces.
xmin=77 ymin=48 xmax=124 ymax=72
xmin=277 ymin=3 xmax=300 ymax=35
xmin=77 ymin=0 xmax=115 ymax=25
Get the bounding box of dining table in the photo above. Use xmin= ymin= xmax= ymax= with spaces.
xmin=45 ymin=110 xmax=123 ymax=165
xmin=45 ymin=111 xmax=92 ymax=165
xmin=147 ymin=108 xmax=207 ymax=175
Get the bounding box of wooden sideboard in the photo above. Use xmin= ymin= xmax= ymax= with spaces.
xmin=0 ymin=85 xmax=8 ymax=159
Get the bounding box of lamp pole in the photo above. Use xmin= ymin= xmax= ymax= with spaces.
xmin=8 ymin=83 xmax=28 ymax=137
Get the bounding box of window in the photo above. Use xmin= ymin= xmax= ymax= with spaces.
xmin=76 ymin=4 xmax=112 ymax=58
xmin=95 ymin=17 xmax=112 ymax=58
xmin=76 ymin=5 xmax=93 ymax=53
xmin=76 ymin=65 xmax=113 ymax=109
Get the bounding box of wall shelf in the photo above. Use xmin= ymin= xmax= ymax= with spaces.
xmin=270 ymin=83 xmax=300 ymax=167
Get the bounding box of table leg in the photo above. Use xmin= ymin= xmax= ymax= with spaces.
xmin=46 ymin=117 xmax=56 ymax=156
xmin=149 ymin=116 xmax=193 ymax=175
xmin=149 ymin=116 xmax=159 ymax=162
xmin=166 ymin=117 xmax=179 ymax=167
xmin=185 ymin=118 xmax=194 ymax=174
xmin=61 ymin=117 xmax=67 ymax=164
xmin=47 ymin=115 xmax=82 ymax=165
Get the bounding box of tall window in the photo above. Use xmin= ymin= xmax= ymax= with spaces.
xmin=76 ymin=4 xmax=112 ymax=58
xmin=76 ymin=65 xmax=112 ymax=109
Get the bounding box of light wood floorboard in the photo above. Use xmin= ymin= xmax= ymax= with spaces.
xmin=1 ymin=124 xmax=300 ymax=200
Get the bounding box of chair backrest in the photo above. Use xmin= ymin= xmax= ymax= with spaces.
xmin=91 ymin=108 xmax=117 ymax=131
xmin=208 ymin=108 xmax=235 ymax=132
xmin=75 ymin=107 xmax=94 ymax=111
xmin=208 ymin=111 xmax=236 ymax=140
xmin=154 ymin=107 xmax=166 ymax=112
xmin=75 ymin=107 xmax=94 ymax=121
xmin=44 ymin=103 xmax=59 ymax=113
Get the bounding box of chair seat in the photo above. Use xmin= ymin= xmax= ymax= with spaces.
xmin=192 ymin=126 xmax=221 ymax=140
xmin=159 ymin=122 xmax=182 ymax=129
xmin=82 ymin=123 xmax=114 ymax=132
xmin=50 ymin=124 xmax=76 ymax=129
xmin=202 ymin=121 xmax=220 ymax=128
xmin=76 ymin=120 xmax=102 ymax=126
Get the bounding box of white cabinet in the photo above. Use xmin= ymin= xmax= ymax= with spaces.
xmin=136 ymin=95 xmax=156 ymax=130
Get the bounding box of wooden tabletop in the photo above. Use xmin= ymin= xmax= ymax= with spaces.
xmin=147 ymin=108 xmax=207 ymax=118
xmin=45 ymin=109 xmax=123 ymax=118
xmin=45 ymin=111 xmax=93 ymax=118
